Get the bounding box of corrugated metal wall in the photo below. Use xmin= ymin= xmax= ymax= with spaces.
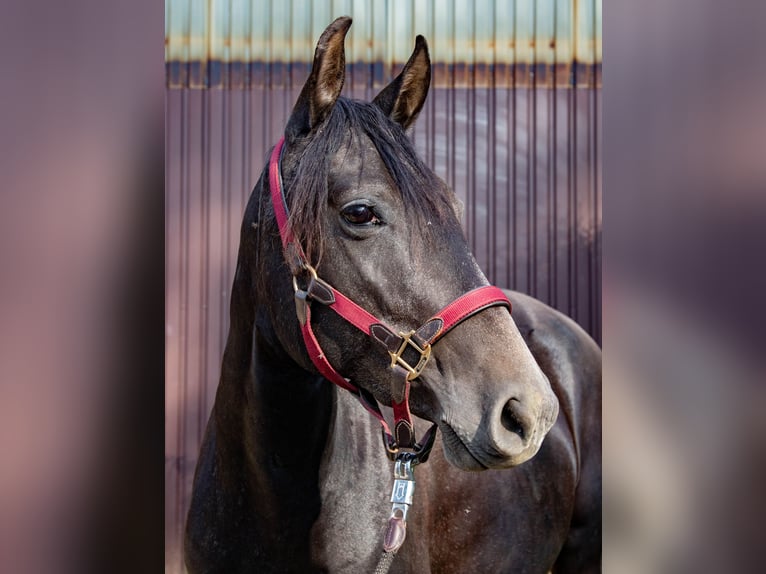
xmin=165 ymin=1 xmax=601 ymax=571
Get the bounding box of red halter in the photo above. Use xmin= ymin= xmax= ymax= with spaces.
xmin=269 ymin=137 xmax=512 ymax=452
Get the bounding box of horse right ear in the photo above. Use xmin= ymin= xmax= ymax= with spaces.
xmin=372 ymin=35 xmax=431 ymax=130
xmin=285 ymin=17 xmax=352 ymax=140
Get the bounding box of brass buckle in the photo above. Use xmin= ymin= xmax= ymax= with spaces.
xmin=389 ymin=330 xmax=432 ymax=381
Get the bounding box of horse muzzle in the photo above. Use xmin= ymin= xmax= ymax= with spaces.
xmin=438 ymin=376 xmax=559 ymax=470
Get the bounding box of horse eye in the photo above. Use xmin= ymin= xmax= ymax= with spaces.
xmin=341 ymin=204 xmax=380 ymax=225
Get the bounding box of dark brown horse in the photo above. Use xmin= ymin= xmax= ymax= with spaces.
xmin=185 ymin=17 xmax=601 ymax=574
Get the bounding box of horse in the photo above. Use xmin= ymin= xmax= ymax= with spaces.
xmin=184 ymin=17 xmax=601 ymax=574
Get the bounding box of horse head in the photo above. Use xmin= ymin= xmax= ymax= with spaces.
xmin=260 ymin=17 xmax=558 ymax=470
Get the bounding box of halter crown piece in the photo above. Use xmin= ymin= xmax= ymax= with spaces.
xmin=269 ymin=136 xmax=513 ymax=453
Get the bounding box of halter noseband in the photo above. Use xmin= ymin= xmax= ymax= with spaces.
xmin=269 ymin=136 xmax=512 ymax=454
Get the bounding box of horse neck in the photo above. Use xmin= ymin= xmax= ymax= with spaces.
xmin=212 ymin=311 xmax=335 ymax=558
xmin=242 ymin=316 xmax=335 ymax=483
xmin=244 ymin=317 xmax=387 ymax=481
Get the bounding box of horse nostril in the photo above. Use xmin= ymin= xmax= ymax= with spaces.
xmin=501 ymin=398 xmax=526 ymax=440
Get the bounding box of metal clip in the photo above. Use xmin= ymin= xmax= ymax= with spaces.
xmin=390 ymin=456 xmax=416 ymax=522
xmin=380 ymin=427 xmax=437 ymax=553
xmin=383 ymin=455 xmax=417 ymax=553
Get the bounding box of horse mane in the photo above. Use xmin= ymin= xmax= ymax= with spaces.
xmin=282 ymin=97 xmax=455 ymax=263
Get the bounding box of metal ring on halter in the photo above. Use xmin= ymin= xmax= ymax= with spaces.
xmin=292 ymin=263 xmax=319 ymax=293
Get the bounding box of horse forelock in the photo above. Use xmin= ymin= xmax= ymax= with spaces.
xmin=280 ymin=97 xmax=456 ymax=264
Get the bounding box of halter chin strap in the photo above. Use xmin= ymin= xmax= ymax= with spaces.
xmin=269 ymin=136 xmax=512 ymax=452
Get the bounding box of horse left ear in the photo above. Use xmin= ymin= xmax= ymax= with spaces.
xmin=286 ymin=17 xmax=352 ymax=140
xmin=373 ymin=35 xmax=431 ymax=130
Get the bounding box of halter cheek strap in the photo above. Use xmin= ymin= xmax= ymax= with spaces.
xmin=269 ymin=136 xmax=512 ymax=453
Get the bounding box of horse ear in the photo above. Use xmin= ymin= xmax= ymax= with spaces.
xmin=372 ymin=35 xmax=431 ymax=130
xmin=285 ymin=17 xmax=352 ymax=139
